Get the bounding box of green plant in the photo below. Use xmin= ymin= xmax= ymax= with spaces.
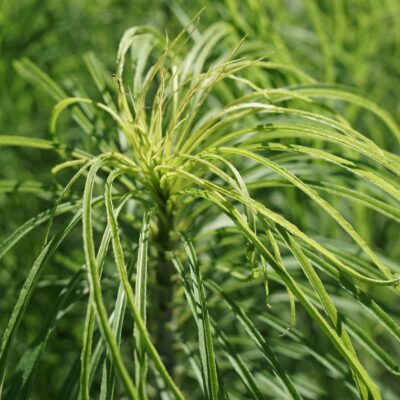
xmin=1 ymin=17 xmax=399 ymax=400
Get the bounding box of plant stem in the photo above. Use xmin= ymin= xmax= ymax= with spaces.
xmin=154 ymin=194 xmax=176 ymax=377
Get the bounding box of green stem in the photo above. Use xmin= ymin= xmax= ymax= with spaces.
xmin=154 ymin=192 xmax=176 ymax=377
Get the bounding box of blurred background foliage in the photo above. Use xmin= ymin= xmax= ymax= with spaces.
xmin=0 ymin=0 xmax=399 ymax=398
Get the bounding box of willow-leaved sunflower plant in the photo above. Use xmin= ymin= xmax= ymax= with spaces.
xmin=0 ymin=20 xmax=399 ymax=400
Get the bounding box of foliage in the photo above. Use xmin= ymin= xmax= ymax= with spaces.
xmin=1 ymin=1 xmax=399 ymax=399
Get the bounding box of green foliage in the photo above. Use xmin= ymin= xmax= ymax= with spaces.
xmin=1 ymin=1 xmax=399 ymax=399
